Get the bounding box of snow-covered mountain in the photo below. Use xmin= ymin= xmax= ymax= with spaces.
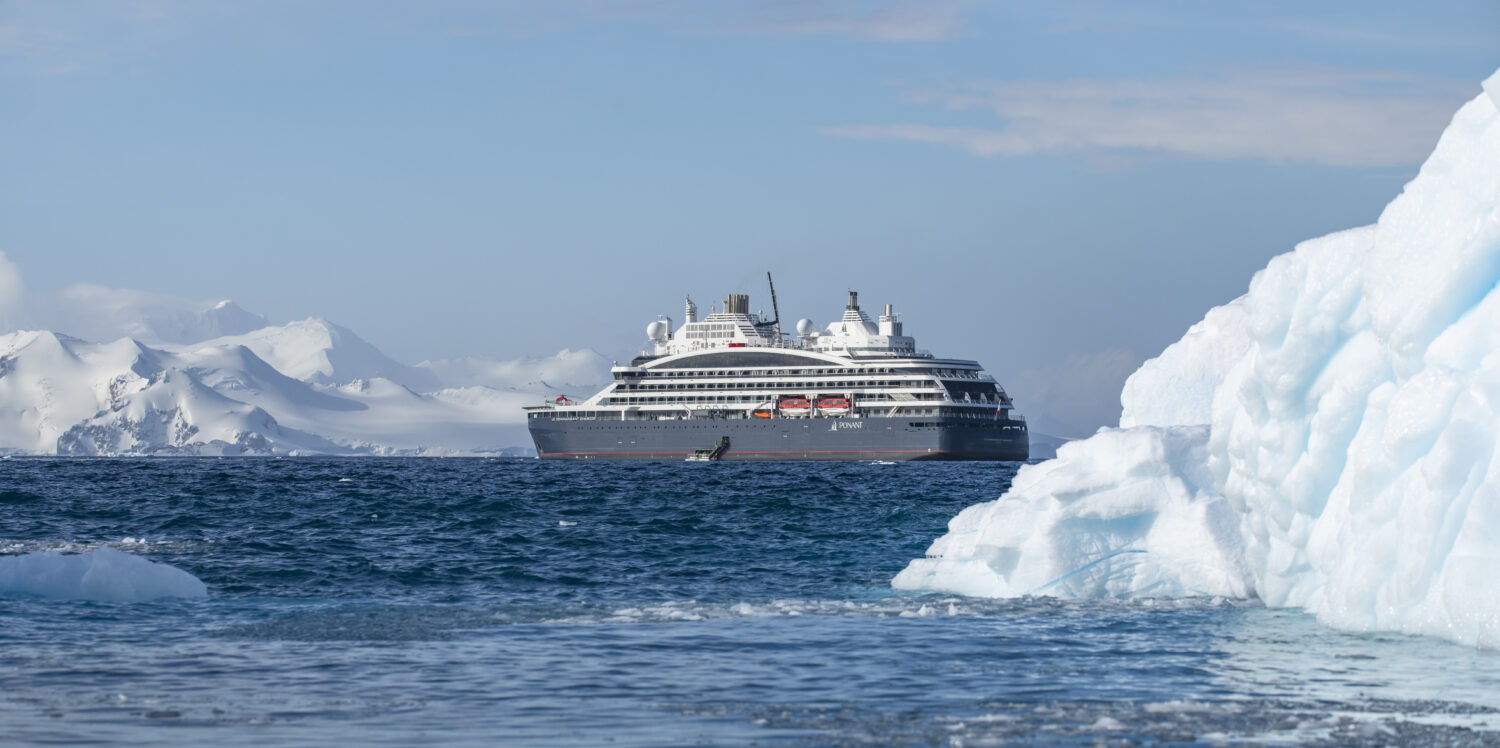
xmin=51 ymin=285 xmax=269 ymax=346
xmin=178 ymin=318 xmax=443 ymax=393
xmin=0 ymin=329 xmax=547 ymax=456
xmin=0 ymin=330 xmax=303 ymax=455
xmin=0 ymin=250 xmax=616 ymax=455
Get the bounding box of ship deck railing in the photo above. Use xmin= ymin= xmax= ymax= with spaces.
xmin=637 ymin=339 xmax=933 ymax=359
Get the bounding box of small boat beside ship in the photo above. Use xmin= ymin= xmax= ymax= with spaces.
xmin=525 ymin=278 xmax=1028 ymax=461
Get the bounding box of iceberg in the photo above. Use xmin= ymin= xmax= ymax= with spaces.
xmin=0 ymin=547 xmax=208 ymax=602
xmin=896 ymin=68 xmax=1500 ymax=648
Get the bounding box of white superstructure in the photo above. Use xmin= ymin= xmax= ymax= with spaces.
xmin=531 ymin=289 xmax=1023 ymax=425
xmin=646 ymin=290 xmax=917 ymax=358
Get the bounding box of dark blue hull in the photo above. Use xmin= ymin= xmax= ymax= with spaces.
xmin=528 ymin=416 xmax=1028 ymax=461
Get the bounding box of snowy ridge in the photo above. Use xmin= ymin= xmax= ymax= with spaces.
xmin=0 ymin=328 xmax=575 ymax=455
xmin=179 ymin=317 xmax=442 ymax=392
xmin=0 ymin=300 xmax=608 ymax=454
xmin=55 ymin=286 xmax=268 ymax=346
xmin=897 ymin=68 xmax=1500 ymax=648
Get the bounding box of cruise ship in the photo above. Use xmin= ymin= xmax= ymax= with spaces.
xmin=525 ymin=284 xmax=1028 ymax=461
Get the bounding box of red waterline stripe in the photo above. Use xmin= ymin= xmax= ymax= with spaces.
xmin=541 ymin=448 xmax=941 ymax=456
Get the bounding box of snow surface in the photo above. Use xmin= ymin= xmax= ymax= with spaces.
xmin=0 ymin=255 xmax=611 ymax=455
xmin=0 ymin=329 xmax=554 ymax=455
xmin=897 ymin=69 xmax=1500 ymax=648
xmin=0 ymin=547 xmax=207 ymax=602
xmin=179 ymin=317 xmax=442 ymax=392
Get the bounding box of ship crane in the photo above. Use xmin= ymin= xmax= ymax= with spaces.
xmin=754 ymin=271 xmax=782 ymax=342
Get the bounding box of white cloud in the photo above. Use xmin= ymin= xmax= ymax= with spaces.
xmin=0 ymin=252 xmax=269 ymax=345
xmin=418 ymin=349 xmax=612 ymax=391
xmin=0 ymin=0 xmax=970 ymax=72
xmin=741 ymin=0 xmax=968 ymax=42
xmin=525 ymin=0 xmax=973 ymax=41
xmin=1260 ymin=16 xmax=1500 ymax=53
xmin=0 ymin=0 xmax=199 ymax=76
xmin=826 ymin=67 xmax=1473 ymax=167
xmin=474 ymin=0 xmax=971 ymax=42
xmin=0 ymin=252 xmax=30 ymax=332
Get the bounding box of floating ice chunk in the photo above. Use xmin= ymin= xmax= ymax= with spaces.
xmin=1091 ymin=716 xmax=1125 ymax=731
xmin=0 ymin=546 xmax=208 ymax=601
xmin=898 ymin=67 xmax=1500 ymax=648
xmin=894 ymin=426 xmax=1252 ymax=599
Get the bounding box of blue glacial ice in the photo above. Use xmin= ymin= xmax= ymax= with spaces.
xmin=896 ymin=68 xmax=1500 ymax=648
xmin=0 ymin=546 xmax=207 ymax=602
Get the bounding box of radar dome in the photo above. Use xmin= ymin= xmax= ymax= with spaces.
xmin=646 ymin=320 xmax=667 ymax=341
xmin=795 ymin=318 xmax=815 ymax=336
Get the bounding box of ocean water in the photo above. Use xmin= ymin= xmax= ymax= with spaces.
xmin=2 ymin=459 xmax=1499 ymax=746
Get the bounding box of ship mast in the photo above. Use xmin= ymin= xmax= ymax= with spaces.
xmin=766 ymin=272 xmax=781 ymax=344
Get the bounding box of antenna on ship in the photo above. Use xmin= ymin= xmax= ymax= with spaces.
xmin=766 ymin=272 xmax=781 ymax=344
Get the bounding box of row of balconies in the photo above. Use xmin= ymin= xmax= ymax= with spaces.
xmin=613 ymin=379 xmax=945 ymax=394
xmin=597 ymin=391 xmax=1010 ymax=407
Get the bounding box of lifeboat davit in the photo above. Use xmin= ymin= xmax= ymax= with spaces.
xmin=778 ymin=397 xmax=812 ymax=417
xmin=816 ymin=396 xmax=851 ymax=416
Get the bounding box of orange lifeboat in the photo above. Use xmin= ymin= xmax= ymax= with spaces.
xmin=816 ymin=396 xmax=851 ymax=416
xmin=778 ymin=397 xmax=812 ymax=417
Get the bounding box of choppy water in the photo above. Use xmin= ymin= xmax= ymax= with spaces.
xmin=2 ymin=458 xmax=1499 ymax=746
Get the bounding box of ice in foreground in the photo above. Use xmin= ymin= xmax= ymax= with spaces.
xmin=896 ymin=69 xmax=1500 ymax=648
xmin=0 ymin=547 xmax=208 ymax=602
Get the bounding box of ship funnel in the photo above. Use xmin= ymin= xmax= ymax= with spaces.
xmin=725 ymin=293 xmax=750 ymax=315
xmin=847 ymin=290 xmax=859 ymax=311
xmin=879 ymin=303 xmax=901 ymax=336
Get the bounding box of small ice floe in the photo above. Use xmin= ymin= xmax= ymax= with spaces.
xmin=337 ymin=478 xmax=354 ymax=484
xmin=1144 ymin=700 xmax=1215 ymax=714
xmin=1091 ymin=716 xmax=1126 ymax=731
xmin=0 ymin=546 xmax=207 ymax=601
xmin=558 ymin=520 xmax=577 ymax=527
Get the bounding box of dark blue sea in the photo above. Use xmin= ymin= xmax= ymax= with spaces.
xmin=3 ymin=459 xmax=1499 ymax=746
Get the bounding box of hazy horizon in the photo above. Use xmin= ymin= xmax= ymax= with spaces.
xmin=4 ymin=1 xmax=1497 ymax=436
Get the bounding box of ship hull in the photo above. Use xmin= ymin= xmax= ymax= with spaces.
xmin=528 ymin=416 xmax=1028 ymax=461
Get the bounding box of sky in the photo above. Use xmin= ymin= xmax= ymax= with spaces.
xmin=2 ymin=0 xmax=1498 ymax=437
